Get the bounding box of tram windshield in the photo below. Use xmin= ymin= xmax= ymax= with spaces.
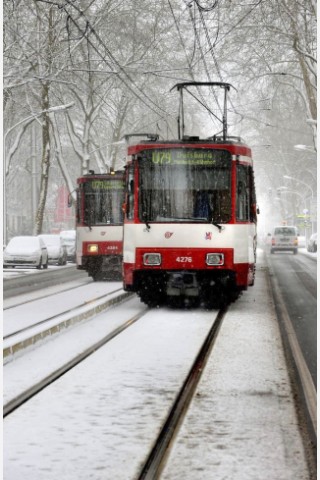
xmin=138 ymin=148 xmax=232 ymax=224
xmin=82 ymin=178 xmax=124 ymax=226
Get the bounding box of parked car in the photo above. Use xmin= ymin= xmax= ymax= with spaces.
xmin=3 ymin=236 xmax=48 ymax=269
xmin=60 ymin=230 xmax=76 ymax=262
xmin=38 ymin=234 xmax=67 ymax=265
xmin=269 ymin=226 xmax=298 ymax=254
xmin=307 ymin=233 xmax=317 ymax=252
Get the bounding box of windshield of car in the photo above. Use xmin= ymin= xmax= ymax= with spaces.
xmin=62 ymin=240 xmax=74 ymax=246
xmin=60 ymin=231 xmax=76 ymax=244
xmin=39 ymin=235 xmax=60 ymax=246
xmin=274 ymin=227 xmax=297 ymax=235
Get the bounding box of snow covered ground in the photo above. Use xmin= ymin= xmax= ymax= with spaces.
xmin=3 ymin=249 xmax=312 ymax=479
xmin=162 ymin=251 xmax=310 ymax=479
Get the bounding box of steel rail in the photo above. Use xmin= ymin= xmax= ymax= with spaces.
xmin=138 ymin=307 xmax=227 ymax=479
xmin=4 ymin=288 xmax=124 ymax=339
xmin=3 ymin=291 xmax=134 ymax=362
xmin=4 ymin=278 xmax=93 ymax=310
xmin=3 ymin=309 xmax=148 ymax=417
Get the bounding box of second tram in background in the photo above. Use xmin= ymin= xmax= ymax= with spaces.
xmin=122 ymin=82 xmax=258 ymax=308
xmin=75 ymin=170 xmax=125 ymax=281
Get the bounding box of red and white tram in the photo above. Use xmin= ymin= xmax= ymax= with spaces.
xmin=122 ymin=82 xmax=258 ymax=307
xmin=76 ymin=170 xmax=125 ymax=281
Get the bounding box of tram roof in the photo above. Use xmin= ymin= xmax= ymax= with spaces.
xmin=77 ymin=170 xmax=125 ymax=183
xmin=127 ymin=136 xmax=252 ymax=158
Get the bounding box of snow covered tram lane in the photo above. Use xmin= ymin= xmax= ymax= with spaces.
xmin=4 ymin=303 xmax=217 ymax=480
xmin=3 ymin=280 xmax=124 ymax=337
xmin=161 ymin=255 xmax=310 ymax=479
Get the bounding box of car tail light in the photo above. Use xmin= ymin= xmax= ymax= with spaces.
xmin=272 ymin=238 xmax=275 ymax=245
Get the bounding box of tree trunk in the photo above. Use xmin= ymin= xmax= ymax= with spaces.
xmin=34 ymin=84 xmax=51 ymax=235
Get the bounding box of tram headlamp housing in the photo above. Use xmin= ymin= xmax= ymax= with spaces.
xmin=206 ymin=253 xmax=224 ymax=266
xmin=143 ymin=253 xmax=161 ymax=266
xmin=87 ymin=244 xmax=99 ymax=253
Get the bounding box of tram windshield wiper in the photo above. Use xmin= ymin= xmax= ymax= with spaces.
xmin=142 ymin=212 xmax=151 ymax=231
xmin=85 ymin=214 xmax=92 ymax=231
xmin=210 ymin=218 xmax=222 ymax=232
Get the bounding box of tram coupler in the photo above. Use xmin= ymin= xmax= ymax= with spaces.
xmin=166 ymin=272 xmax=199 ymax=297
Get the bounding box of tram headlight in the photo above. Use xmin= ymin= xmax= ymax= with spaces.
xmin=206 ymin=253 xmax=224 ymax=266
xmin=87 ymin=244 xmax=99 ymax=253
xmin=143 ymin=253 xmax=161 ymax=266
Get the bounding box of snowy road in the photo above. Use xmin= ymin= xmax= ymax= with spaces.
xmin=4 ymin=280 xmax=125 ymax=337
xmin=267 ymin=249 xmax=317 ymax=387
xmin=4 ymin=301 xmax=218 ymax=479
xmin=3 ymin=250 xmax=312 ymax=479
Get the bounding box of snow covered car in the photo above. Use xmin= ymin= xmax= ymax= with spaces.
xmin=270 ymin=226 xmax=298 ymax=254
xmin=307 ymin=233 xmax=317 ymax=252
xmin=38 ymin=234 xmax=67 ymax=265
xmin=60 ymin=230 xmax=76 ymax=262
xmin=3 ymin=236 xmax=48 ymax=269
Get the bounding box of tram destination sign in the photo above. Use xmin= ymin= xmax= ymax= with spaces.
xmin=147 ymin=148 xmax=230 ymax=166
xmin=90 ymin=180 xmax=124 ymax=190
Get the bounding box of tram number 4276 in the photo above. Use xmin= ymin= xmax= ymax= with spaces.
xmin=176 ymin=257 xmax=192 ymax=263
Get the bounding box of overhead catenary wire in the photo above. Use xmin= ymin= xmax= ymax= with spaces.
xmin=188 ymin=0 xmax=265 ymax=126
xmin=36 ymin=0 xmax=171 ymax=121
xmin=197 ymin=6 xmax=222 ymax=81
xmin=184 ymin=87 xmax=222 ymax=124
xmin=34 ymin=0 xmax=179 ymax=143
xmin=194 ymin=0 xmax=219 ymax=12
xmin=35 ymin=0 xmax=233 ymax=136
xmin=190 ymin=2 xmax=243 ymax=126
xmin=168 ymin=0 xmax=221 ymax=133
xmin=188 ymin=4 xmax=223 ymax=121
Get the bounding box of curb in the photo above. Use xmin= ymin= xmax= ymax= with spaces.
xmin=3 ymin=291 xmax=133 ymax=362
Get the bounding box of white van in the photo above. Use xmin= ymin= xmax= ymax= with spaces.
xmin=270 ymin=226 xmax=298 ymax=254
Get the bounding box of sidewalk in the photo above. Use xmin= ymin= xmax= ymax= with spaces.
xmin=161 ymin=249 xmax=313 ymax=479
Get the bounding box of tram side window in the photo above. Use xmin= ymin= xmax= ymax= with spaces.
xmin=249 ymin=168 xmax=257 ymax=222
xmin=236 ymin=165 xmax=250 ymax=221
xmin=127 ymin=165 xmax=135 ymax=220
xmin=76 ymin=187 xmax=82 ymax=224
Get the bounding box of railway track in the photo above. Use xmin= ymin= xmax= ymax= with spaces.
xmin=3 ymin=277 xmax=93 ymax=310
xmin=138 ymin=308 xmax=226 ymax=479
xmin=4 ymin=287 xmax=126 ymax=340
xmin=3 ymin=308 xmax=148 ymax=417
xmin=4 ymin=303 xmax=226 ymax=478
xmin=3 ymin=267 xmax=312 ymax=479
xmin=4 ymin=251 xmax=315 ymax=480
xmin=3 ymin=283 xmax=133 ymax=362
